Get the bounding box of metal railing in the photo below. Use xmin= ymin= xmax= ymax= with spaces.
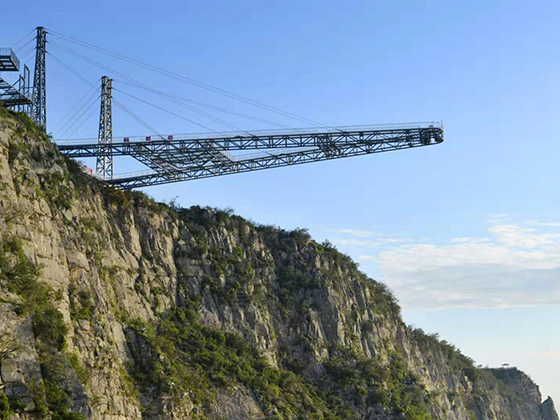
xmin=112 ymin=169 xmax=155 ymax=179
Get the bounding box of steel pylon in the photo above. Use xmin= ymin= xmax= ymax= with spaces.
xmin=96 ymin=76 xmax=113 ymax=179
xmin=32 ymin=27 xmax=47 ymax=129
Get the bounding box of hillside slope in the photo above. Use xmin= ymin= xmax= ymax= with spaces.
xmin=0 ymin=109 xmax=557 ymax=419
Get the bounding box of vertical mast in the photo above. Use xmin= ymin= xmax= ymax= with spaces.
xmin=32 ymin=26 xmax=47 ymax=129
xmin=97 ymin=76 xmax=113 ymax=179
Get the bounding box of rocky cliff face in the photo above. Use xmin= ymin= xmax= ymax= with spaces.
xmin=0 ymin=108 xmax=557 ymax=420
xmin=542 ymin=398 xmax=559 ymax=420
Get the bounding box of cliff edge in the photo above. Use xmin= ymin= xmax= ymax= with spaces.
xmin=0 ymin=108 xmax=557 ymax=419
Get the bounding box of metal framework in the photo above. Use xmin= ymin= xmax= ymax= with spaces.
xmin=58 ymin=124 xmax=444 ymax=189
xmin=3 ymin=27 xmax=446 ymax=191
xmin=32 ymin=27 xmax=47 ymax=129
xmin=0 ymin=47 xmax=20 ymax=71
xmin=0 ymin=48 xmax=33 ymax=111
xmin=96 ymin=76 xmax=114 ymax=179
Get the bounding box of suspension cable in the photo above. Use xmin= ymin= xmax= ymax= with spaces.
xmin=115 ymin=85 xmax=250 ymax=134
xmin=57 ymin=94 xmax=100 ymax=139
xmin=50 ymin=48 xmax=206 ymax=140
xmin=62 ymin=106 xmax=99 ymax=140
xmin=49 ymin=41 xmax=252 ymax=134
xmin=47 ymin=29 xmax=335 ymax=130
xmin=113 ymin=98 xmax=165 ymax=140
xmin=50 ymin=50 xmax=165 ymax=140
xmin=115 ymin=78 xmax=290 ymax=129
xmin=113 ymin=88 xmax=219 ymax=133
xmin=16 ymin=46 xmax=37 ymax=64
xmin=48 ymin=52 xmax=98 ymax=88
xmin=46 ymin=52 xmax=103 ymax=136
xmin=52 ymin=85 xmax=99 ymax=134
xmin=14 ymin=37 xmax=36 ymax=56
xmin=12 ymin=29 xmax=36 ymax=50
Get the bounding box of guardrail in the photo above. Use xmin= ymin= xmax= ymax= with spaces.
xmin=111 ymin=170 xmax=155 ymax=179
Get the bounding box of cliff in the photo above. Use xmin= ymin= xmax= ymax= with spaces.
xmin=0 ymin=108 xmax=557 ymax=420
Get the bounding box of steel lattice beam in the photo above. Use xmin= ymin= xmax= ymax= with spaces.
xmin=58 ymin=125 xmax=443 ymax=158
xmin=57 ymin=125 xmax=443 ymax=189
xmin=106 ymin=137 xmax=440 ymax=189
xmin=56 ymin=124 xmax=442 ymax=189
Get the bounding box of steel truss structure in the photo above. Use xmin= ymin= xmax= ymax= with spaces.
xmin=4 ymin=27 xmax=446 ymax=190
xmin=96 ymin=76 xmax=114 ymax=179
xmin=0 ymin=48 xmax=33 ymax=112
xmin=32 ymin=27 xmax=47 ymax=129
xmin=58 ymin=124 xmax=444 ymax=189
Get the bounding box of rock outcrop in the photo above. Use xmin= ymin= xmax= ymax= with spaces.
xmin=0 ymin=108 xmax=557 ymax=419
xmin=542 ymin=397 xmax=559 ymax=420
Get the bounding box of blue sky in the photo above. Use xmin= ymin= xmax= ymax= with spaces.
xmin=3 ymin=0 xmax=559 ymax=405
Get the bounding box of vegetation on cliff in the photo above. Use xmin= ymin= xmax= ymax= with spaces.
xmin=0 ymin=109 xmax=556 ymax=420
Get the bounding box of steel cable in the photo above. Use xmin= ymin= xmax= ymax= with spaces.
xmin=57 ymin=94 xmax=100 ymax=139
xmin=47 ymin=29 xmax=336 ymax=130
xmin=49 ymin=41 xmax=254 ymax=135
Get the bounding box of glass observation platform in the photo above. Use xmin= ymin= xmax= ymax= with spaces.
xmin=0 ymin=48 xmax=20 ymax=72
xmin=0 ymin=48 xmax=32 ymax=107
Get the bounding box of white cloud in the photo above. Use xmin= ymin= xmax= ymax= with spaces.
xmin=362 ymin=220 xmax=560 ymax=310
xmin=526 ymin=351 xmax=560 ymax=362
xmin=337 ymin=228 xmax=376 ymax=238
xmin=523 ymin=220 xmax=560 ymax=228
xmin=449 ymin=237 xmax=491 ymax=244
xmin=337 ymin=238 xmax=412 ymax=247
xmin=335 ymin=229 xmax=413 ymax=248
xmin=338 ymin=239 xmax=381 ymax=247
xmin=489 ymin=213 xmax=512 ymax=224
xmin=488 ymin=224 xmax=560 ymax=248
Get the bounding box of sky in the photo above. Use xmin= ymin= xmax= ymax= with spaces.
xmin=2 ymin=0 xmax=559 ymax=406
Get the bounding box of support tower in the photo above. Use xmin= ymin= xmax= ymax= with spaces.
xmin=32 ymin=26 xmax=47 ymax=129
xmin=96 ymin=76 xmax=113 ymax=179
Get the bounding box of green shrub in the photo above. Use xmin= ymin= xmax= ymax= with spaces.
xmin=70 ymin=288 xmax=94 ymax=321
xmin=0 ymin=236 xmax=50 ymax=314
xmin=0 ymin=393 xmax=11 ymax=419
xmin=38 ymin=171 xmax=73 ymax=210
xmin=322 ymin=352 xmax=431 ymax=418
xmin=8 ymin=141 xmax=27 ymax=164
xmin=361 ymin=319 xmax=374 ymax=334
xmin=65 ymin=158 xmax=94 ymax=192
xmin=66 ymin=352 xmax=91 ymax=384
xmin=104 ymin=187 xmax=130 ymax=208
xmin=124 ymin=306 xmax=358 ymax=418
xmin=33 ymin=308 xmax=67 ymax=351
